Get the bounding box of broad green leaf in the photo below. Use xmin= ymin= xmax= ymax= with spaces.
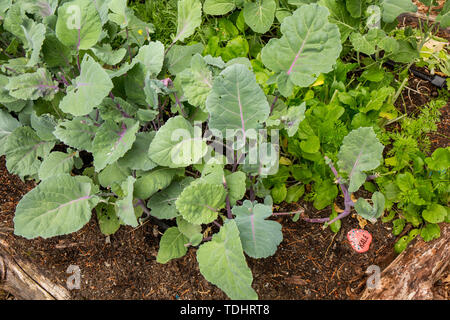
xmin=232 ymin=200 xmax=282 ymax=258
xmin=149 ymin=177 xmax=194 ymax=219
xmin=286 ymin=184 xmax=305 ymax=203
xmin=176 ymin=181 xmax=227 ymax=224
xmin=381 ymin=0 xmax=417 ymax=23
xmin=134 ymin=167 xmax=184 ymax=199
xmin=157 ymin=227 xmax=189 ymax=263
xmin=96 ymin=202 xmax=121 ymax=236
xmin=41 ymin=34 xmax=73 ymax=68
xmin=92 ymin=119 xmax=139 ymax=172
xmin=176 ymin=216 xmax=202 ymax=239
xmin=243 ymin=0 xmax=276 ymax=34
xmin=21 ymin=20 xmax=46 ymax=67
xmin=98 ymin=162 xmax=131 ymax=189
xmin=390 ymin=39 xmax=419 ymax=63
xmin=178 ymin=54 xmax=213 ymax=110
xmin=354 ymin=191 xmax=385 ymax=223
xmin=4 ymin=4 xmax=26 ymax=42
xmin=108 ymin=0 xmax=129 ymax=28
xmin=261 ymin=4 xmax=342 ymax=95
xmin=175 ymin=0 xmax=202 ymax=43
xmin=271 ymin=183 xmax=287 ymax=204
xmin=392 ymin=218 xmax=405 ymax=236
xmin=300 ymin=135 xmax=320 ymax=153
xmin=197 ymin=220 xmax=257 ymax=300
xmin=436 ymin=1 xmax=450 ymax=28
xmin=425 ymin=148 xmax=450 ymax=171
xmin=421 ymin=223 xmax=440 ymax=242
xmin=225 ymin=171 xmax=246 ymax=205
xmin=4 ymin=126 xmax=55 ymax=179
xmin=203 ymin=0 xmax=237 ymax=15
xmin=422 ymin=204 xmax=447 ymax=224
xmin=0 ymin=109 xmax=21 ymax=156
xmin=328 ymin=208 xmax=341 ymax=233
xmin=116 ymin=176 xmax=138 ymax=227
xmin=337 ymin=127 xmax=384 ymax=193
xmin=165 ymin=43 xmax=204 ymax=74
xmin=38 ymin=151 xmax=77 ymax=180
xmin=148 ymin=116 xmax=207 ymax=168
xmin=313 ymin=179 xmax=338 ymax=210
xmin=59 ymin=54 xmax=113 ymax=116
xmin=6 ymin=68 xmax=57 ymax=100
xmin=206 ymin=64 xmax=269 ymax=136
xmin=118 ymin=132 xmax=157 ymax=171
xmin=53 ymin=117 xmax=98 ymax=152
xmin=91 ymin=44 xmax=126 ymax=65
xmin=345 ymin=0 xmax=363 ymax=18
xmin=14 ymin=175 xmax=99 ymax=239
xmin=30 ymin=112 xmax=57 ymax=141
xmin=319 ymin=0 xmax=358 ymax=41
xmin=134 ymin=41 xmax=165 ymax=76
xmin=55 ymin=0 xmax=102 ymax=50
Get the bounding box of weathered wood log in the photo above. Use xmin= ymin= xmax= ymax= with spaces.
xmin=361 ymin=223 xmax=450 ymax=300
xmin=0 ymin=239 xmax=70 ymax=300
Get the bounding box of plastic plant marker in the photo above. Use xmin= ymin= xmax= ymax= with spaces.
xmin=347 ymin=229 xmax=372 ymax=253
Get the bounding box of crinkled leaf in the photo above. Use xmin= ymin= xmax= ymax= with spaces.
xmin=206 ymin=64 xmax=269 ymax=136
xmin=92 ymin=119 xmax=139 ymax=172
xmin=149 ymin=115 xmax=207 ymax=168
xmin=337 ymin=127 xmax=384 ymax=193
xmin=421 ymin=223 xmax=440 ymax=242
xmin=176 ymin=181 xmax=226 ymax=224
xmin=6 ymin=68 xmax=57 ymax=100
xmin=232 ymin=200 xmax=282 ymax=258
xmin=261 ymin=4 xmax=342 ymax=95
xmin=55 ymin=0 xmax=102 ymax=50
xmin=197 ymin=220 xmax=257 ymax=300
xmin=422 ymin=204 xmax=447 ymax=224
xmin=38 ymin=151 xmax=77 ymax=180
xmin=4 ymin=126 xmax=55 ymax=179
xmin=59 ymin=54 xmax=113 ymax=116
xmin=157 ymin=227 xmax=189 ymax=263
xmin=425 ymin=147 xmax=450 ymax=171
xmin=14 ymin=175 xmax=99 ymax=239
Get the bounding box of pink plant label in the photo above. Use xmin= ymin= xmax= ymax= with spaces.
xmin=347 ymin=229 xmax=372 ymax=253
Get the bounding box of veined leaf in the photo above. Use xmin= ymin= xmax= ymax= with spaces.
xmin=319 ymin=0 xmax=358 ymax=41
xmin=0 ymin=109 xmax=21 ymax=156
xmin=118 ymin=132 xmax=157 ymax=171
xmin=197 ymin=219 xmax=257 ymax=300
xmin=149 ymin=177 xmax=194 ymax=219
xmin=4 ymin=126 xmax=55 ymax=179
xmin=116 ymin=176 xmax=138 ymax=227
xmin=59 ymin=54 xmax=113 ymax=116
xmin=21 ymin=19 xmax=46 ymax=67
xmin=345 ymin=0 xmax=363 ymax=18
xmin=6 ymin=68 xmax=57 ymax=100
xmin=98 ymin=162 xmax=131 ymax=189
xmin=175 ymin=0 xmax=202 ymax=43
xmin=96 ymin=202 xmax=121 ymax=236
xmin=261 ymin=4 xmax=342 ymax=96
xmin=206 ymin=64 xmax=269 ymax=136
xmin=176 ymin=181 xmax=227 ymax=224
xmin=55 ymin=0 xmax=102 ymax=50
xmin=92 ymin=119 xmax=139 ymax=172
xmin=134 ymin=41 xmax=165 ymax=76
xmin=14 ymin=174 xmax=99 ymax=239
xmin=38 ymin=151 xmax=77 ymax=180
xmin=108 ymin=0 xmax=129 ymax=28
xmin=381 ymin=0 xmax=417 ymax=23
xmin=337 ymin=127 xmax=384 ymax=193
xmin=203 ymin=0 xmax=238 ymax=15
xmin=91 ymin=44 xmax=127 ymax=65
xmin=243 ymin=0 xmax=276 ymax=34
xmin=134 ymin=167 xmax=184 ymax=200
xmin=157 ymin=227 xmax=189 ymax=264
xmin=354 ymin=192 xmax=385 ymax=223
xmin=148 ymin=116 xmax=207 ymax=168
xmin=53 ymin=117 xmax=98 ymax=152
xmin=436 ymin=1 xmax=450 ymax=28
xmin=232 ymin=200 xmax=282 ymax=258
xmin=165 ymin=43 xmax=204 ymax=74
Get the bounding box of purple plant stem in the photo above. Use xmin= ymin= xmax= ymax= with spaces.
xmin=222 ymin=180 xmax=233 ymax=219
xmin=125 ymin=27 xmax=133 ymax=62
xmin=269 ymin=95 xmax=278 ymax=115
xmin=76 ymin=29 xmax=81 ymax=72
xmin=272 ymin=209 xmax=304 ymax=216
xmin=213 ymin=221 xmax=222 ymax=228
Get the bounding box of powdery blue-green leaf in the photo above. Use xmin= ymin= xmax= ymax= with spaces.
xmin=91 ymin=44 xmax=126 ymax=65
xmin=225 ymin=171 xmax=247 ymax=205
xmin=0 ymin=109 xmax=21 ymax=156
xmin=59 ymin=54 xmax=113 ymax=116
xmin=149 ymin=116 xmax=207 ymax=168
xmin=157 ymin=227 xmax=189 ymax=263
xmin=4 ymin=126 xmax=55 ymax=179
xmin=92 ymin=119 xmax=139 ymax=172
xmin=53 ymin=117 xmax=98 ymax=152
xmin=118 ymin=132 xmax=157 ymax=171
xmin=345 ymin=0 xmax=363 ymax=18
xmin=261 ymin=3 xmax=342 ymax=95
xmin=149 ymin=177 xmax=194 ymax=219
xmin=232 ymin=200 xmax=282 ymax=258
xmin=30 ymin=112 xmax=57 ymax=141
xmin=108 ymin=0 xmax=129 ymax=28
xmin=175 ymin=0 xmax=202 ymax=43
xmin=55 ymin=0 xmax=102 ymax=50
xmin=178 ymin=54 xmax=213 ymax=110
xmin=354 ymin=191 xmax=385 ymax=223
xmin=134 ymin=167 xmax=184 ymax=200
xmin=134 ymin=41 xmax=165 ymax=76
xmin=318 ymin=0 xmax=358 ymax=42
xmin=203 ymin=0 xmax=238 ymax=15
xmin=436 ymin=1 xmax=450 ymax=28
xmin=98 ymin=162 xmax=131 ymax=189
xmin=41 ymin=34 xmax=73 ymax=68
xmin=14 ymin=175 xmax=99 ymax=239
xmin=337 ymin=127 xmax=384 ymax=193
xmin=21 ymin=20 xmax=46 ymax=67
xmin=422 ymin=204 xmax=447 ymax=224
xmin=206 ymin=64 xmax=269 ymax=136
xmin=176 ymin=216 xmax=202 ymax=239
xmin=116 ymin=176 xmax=138 ymax=227
xmin=197 ymin=219 xmax=257 ymax=300
xmin=243 ymin=0 xmax=276 ymax=34
xmin=165 ymin=43 xmax=204 ymax=74
xmin=6 ymin=68 xmax=57 ymax=100
xmin=176 ymin=181 xmax=227 ymax=224
xmin=381 ymin=0 xmax=417 ymax=23
xmin=38 ymin=151 xmax=77 ymax=180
